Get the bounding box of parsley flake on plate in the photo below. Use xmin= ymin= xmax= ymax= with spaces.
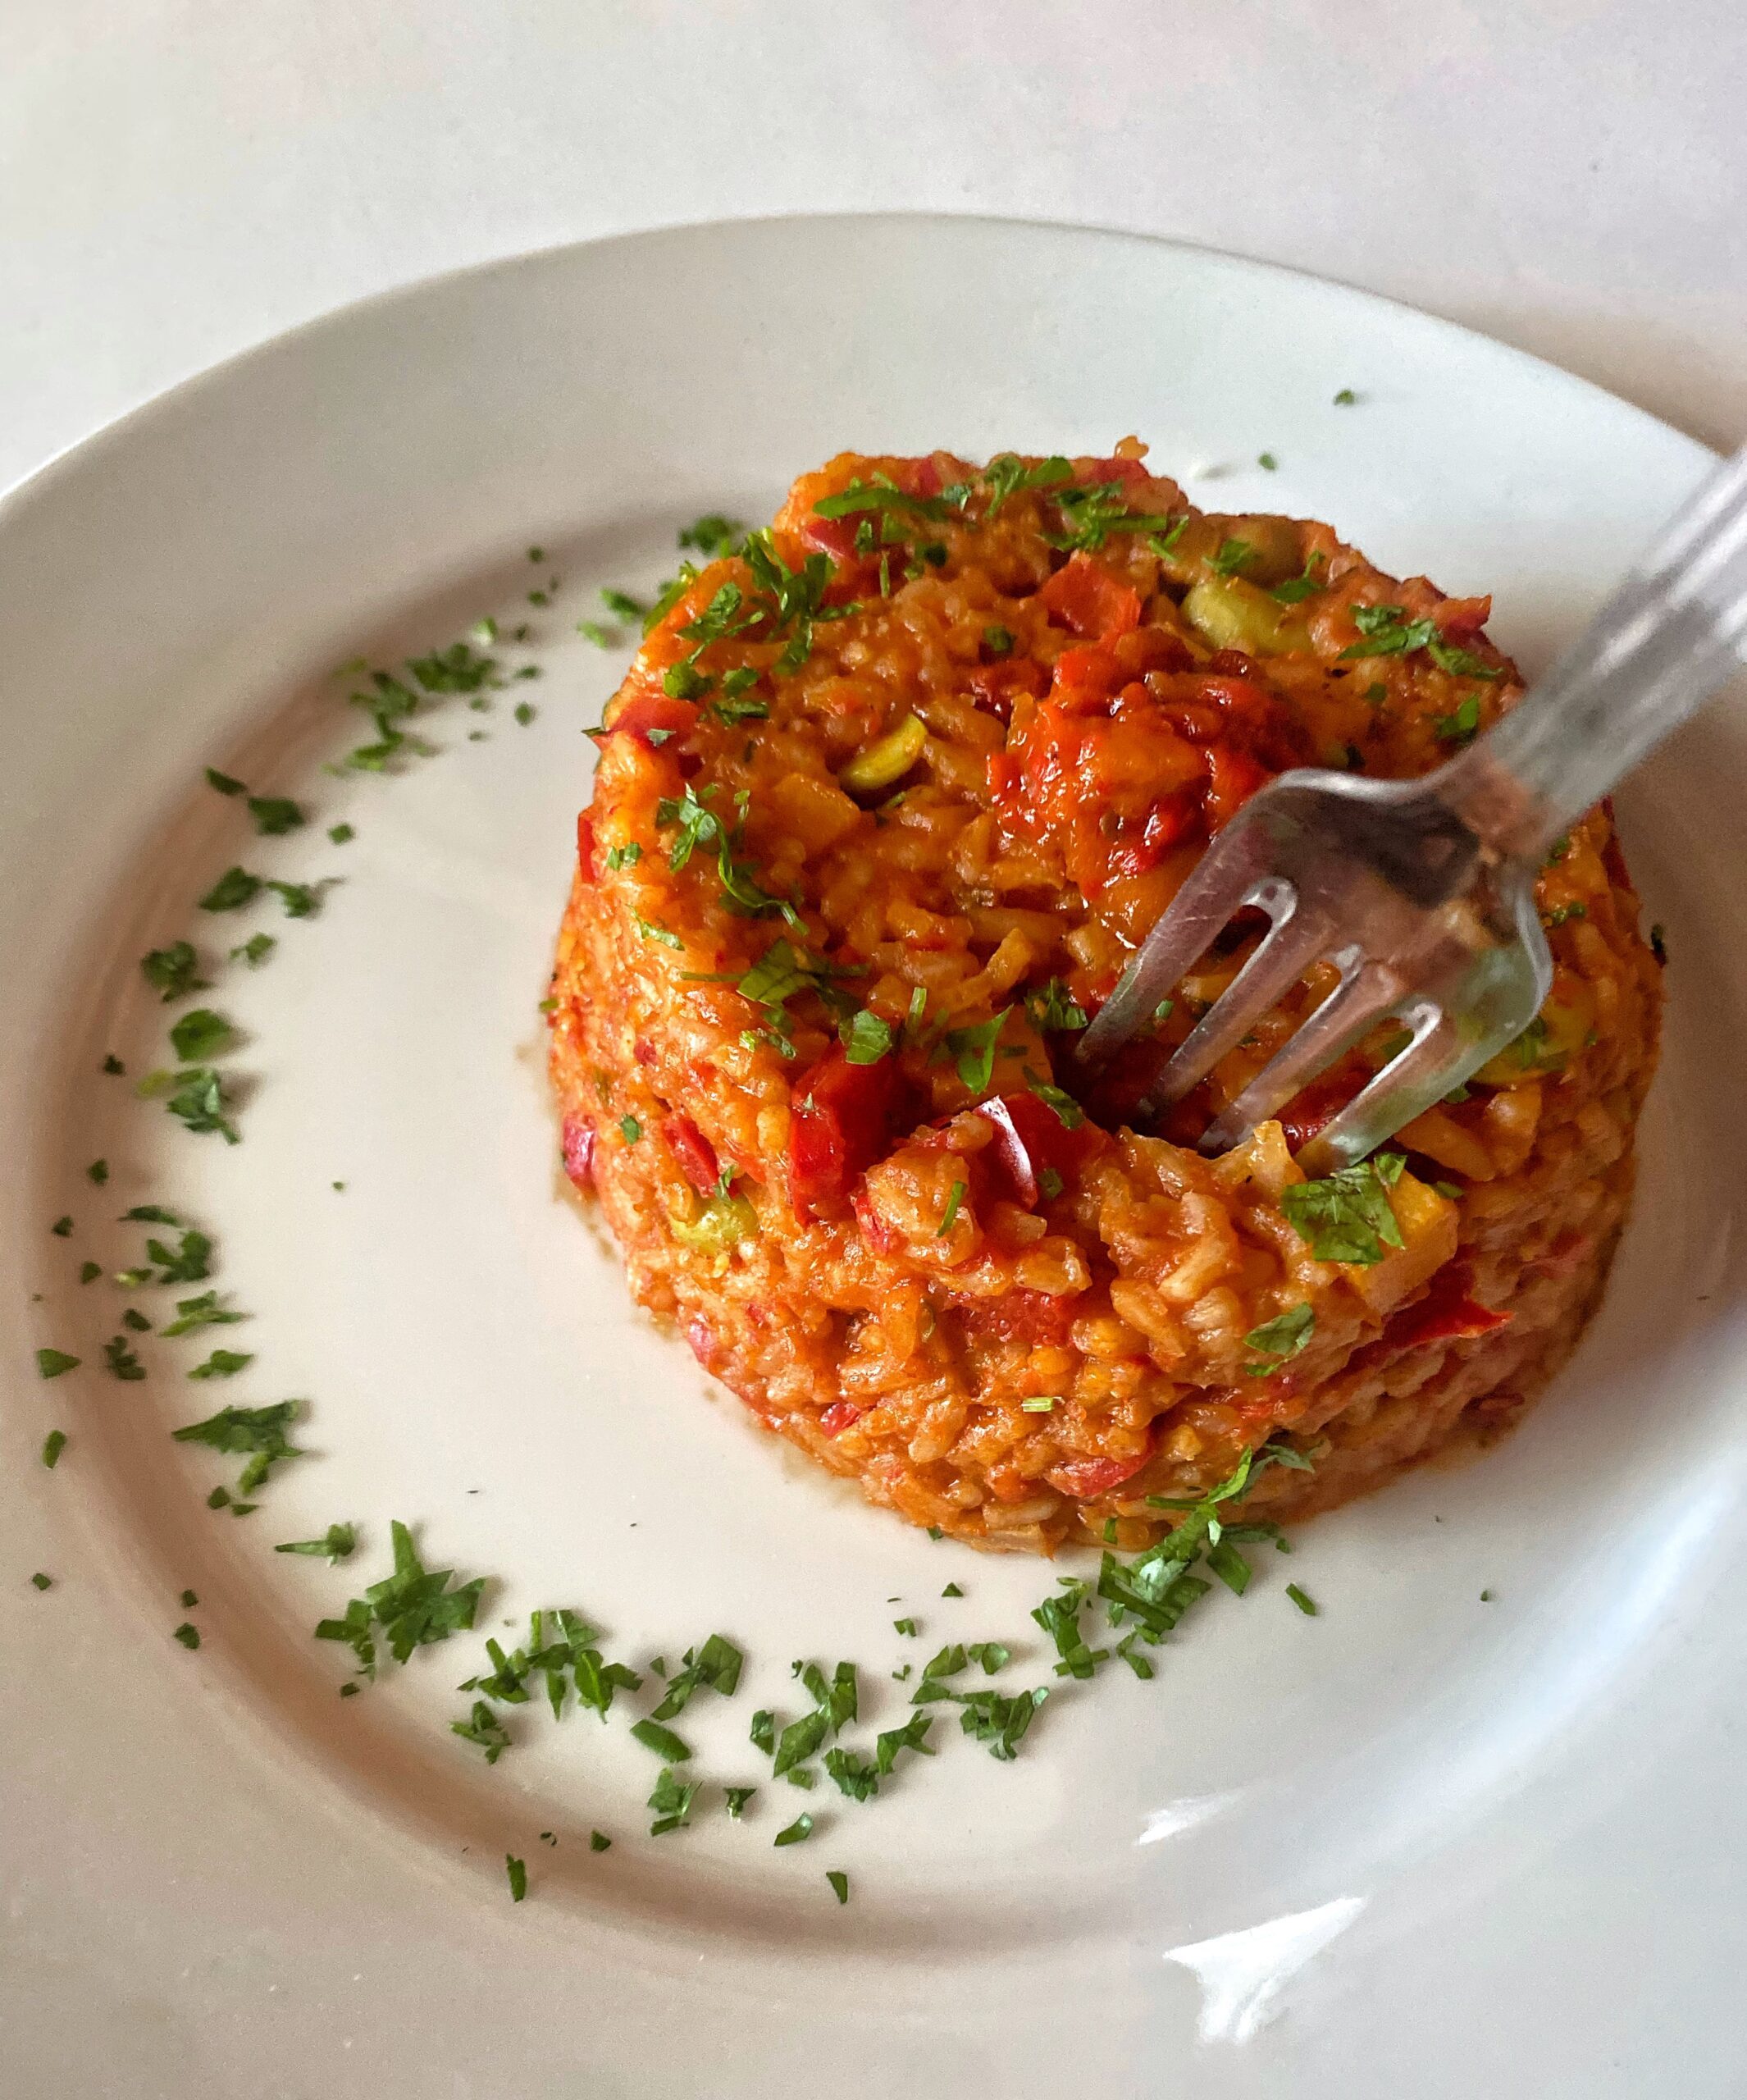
xmin=630 ymin=1718 xmax=693 ymax=1763
xmin=232 ymin=932 xmax=276 ymax=968
xmin=312 ymin=1519 xmax=485 ymax=1681
xmin=1287 ymin=1583 xmax=1319 ymax=1616
xmin=452 ymin=1701 xmax=511 ymax=1763
xmin=205 ymin=767 xmax=246 ymax=796
xmin=648 ymin=1768 xmax=700 ymax=1836
xmin=590 ymin=1829 xmax=612 ymax=1851
xmin=41 ymin=1429 xmax=67 ymax=1468
xmin=189 ymin=1348 xmax=252 ymax=1380
xmin=102 ymin=1336 xmax=146 ymax=1381
xmin=36 ymin=1348 xmax=80 ymax=1379
xmin=275 ymin=1522 xmax=357 ymax=1563
xmin=773 ymin=1812 xmax=814 ymax=1847
xmin=140 ymin=941 xmax=208 ymax=1000
xmin=173 ymin=1623 xmax=201 ymax=1650
xmin=248 ymin=796 xmax=304 ymax=836
xmin=49 ymin=1216 xmax=72 ymax=1238
xmin=826 ymin=1869 xmax=851 ymax=1906
xmin=198 ymin=866 xmax=262 ymax=912
xmin=161 ymin=1290 xmax=246 ymax=1336
xmin=504 ymin=1854 xmax=527 ymax=1901
xmin=30 ymin=1572 xmax=52 ymax=1591
xmin=172 ymin=1399 xmax=303 ymax=1493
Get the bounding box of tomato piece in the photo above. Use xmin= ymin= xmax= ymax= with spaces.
xmin=1384 ymin=1265 xmax=1512 ymax=1350
xmin=1202 ymin=743 xmax=1270 ymax=829
xmin=1047 ymin=1448 xmax=1150 ymax=1500
xmin=560 ymin=1115 xmax=595 ymax=1191
xmin=1038 ymin=552 xmax=1143 ymax=640
xmin=1079 ymin=454 xmax=1148 ymax=487
xmin=1435 ymin=594 xmax=1491 ymax=636
xmin=819 ymin=1399 xmax=865 ymax=1437
xmin=662 ymin=1113 xmax=719 ymax=1194
xmin=789 ymin=1046 xmax=904 ymax=1221
xmin=576 ymin=810 xmax=598 ymax=879
xmin=966 ymin=656 xmax=1047 ymax=721
xmin=1105 ymin=793 xmax=1200 ymax=879
xmin=609 ymin=691 xmax=696 ymax=746
xmin=1049 ymin=642 xmax=1126 ymax=711
xmin=974 ymin=1089 xmax=1104 ymax=1208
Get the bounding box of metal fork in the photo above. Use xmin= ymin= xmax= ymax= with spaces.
xmin=1076 ymin=444 xmax=1747 ymax=1176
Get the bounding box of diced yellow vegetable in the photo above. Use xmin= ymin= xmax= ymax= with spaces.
xmin=1474 ymin=988 xmax=1596 ymax=1086
xmin=1344 ymin=1174 xmax=1457 ymax=1315
xmin=1181 ymin=575 xmax=1305 ymax=657
xmin=670 ymin=1192 xmax=759 ymax=1252
xmin=839 ymin=713 xmax=928 ymax=792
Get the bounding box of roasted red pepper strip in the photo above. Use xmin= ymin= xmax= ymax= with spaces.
xmin=662 ymin=1113 xmax=719 ymax=1194
xmin=607 ymin=691 xmax=696 ymax=746
xmin=560 ymin=1115 xmax=596 ymax=1192
xmin=789 ymin=1046 xmax=902 ymax=1221
xmin=1047 ymin=1447 xmax=1150 ymax=1500
xmin=1038 ymin=552 xmax=1143 ymax=641
xmin=974 ymin=1090 xmax=1105 ymax=1208
xmin=1384 ymin=1264 xmax=1512 ymax=1349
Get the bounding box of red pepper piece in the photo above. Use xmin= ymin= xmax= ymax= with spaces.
xmin=1277 ymin=1054 xmax=1371 ymax=1152
xmin=956 ymin=1289 xmax=1079 ymax=1346
xmin=561 ymin=1116 xmax=596 ymax=1191
xmin=1202 ymin=743 xmax=1271 ymax=830
xmin=789 ymin=1046 xmax=903 ymax=1221
xmin=662 ymin=1113 xmax=719 ymax=1194
xmin=1047 ymin=1447 xmax=1150 ymax=1500
xmin=1384 ymin=1264 xmax=1512 ymax=1350
xmin=576 ymin=810 xmax=598 ymax=879
xmin=608 ymin=691 xmax=696 ymax=746
xmin=819 ymin=1399 xmax=865 ymax=1437
xmin=1038 ymin=552 xmax=1143 ymax=640
xmin=974 ymin=1090 xmax=1104 ymax=1209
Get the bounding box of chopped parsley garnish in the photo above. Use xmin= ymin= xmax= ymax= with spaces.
xmin=1334 ymin=387 xmax=1357 ymax=405
xmin=633 ymin=913 xmax=683 ymax=950
xmin=1286 ymin=1583 xmax=1318 ymax=1616
xmin=1279 ymin=1153 xmax=1405 ymax=1265
xmin=1210 ymin=538 xmax=1255 ymax=577
xmin=773 ymin=1813 xmax=814 ymax=1847
xmin=514 ymin=701 xmax=536 ymax=726
xmin=939 ymin=1008 xmax=1009 ymax=1093
xmin=874 ymin=1710 xmax=934 ymax=1774
xmin=1038 ymin=1166 xmax=1065 ymax=1200
xmin=450 ymin=1702 xmax=511 ymax=1762
xmin=1020 ymin=1395 xmax=1058 ymax=1413
xmin=154 ymin=1068 xmax=239 ymax=1144
xmin=102 ymin=1335 xmax=146 ymax=1381
xmin=590 ymin=1829 xmax=612 ymax=1851
xmin=505 ymin=1854 xmax=527 ymax=1901
xmin=677 ymin=514 xmax=746 ymax=558
xmin=173 ymin=1399 xmax=303 ymax=1492
xmin=937 ymin=1180 xmax=967 ymax=1236
xmin=1272 ymin=552 xmax=1327 ymax=604
xmin=892 ymin=1617 xmax=918 ymax=1637
xmin=1433 ymin=692 xmax=1482 ymax=746
xmin=600 ymin=587 xmax=645 ymax=619
xmin=826 ymin=1869 xmax=850 ymax=1905
xmin=983 ymin=623 xmax=1015 ymax=655
xmin=648 ymin=1767 xmax=700 ymax=1836
xmin=655 ymin=783 xmax=801 ymax=929
xmin=630 ymin=1717 xmax=693 ymax=1763
xmin=31 ymin=1572 xmax=52 ymax=1591
xmin=248 ymin=795 xmax=304 ymax=836
xmin=1024 ymin=1071 xmax=1084 ymax=1129
xmin=408 ymin=641 xmax=497 ymax=695
xmin=86 ymin=1158 xmax=108 ymax=1185
xmin=206 ymin=767 xmax=246 ymax=796
xmin=169 ymin=1009 xmax=235 ymax=1062
xmin=80 ymin=1261 xmax=101 ymax=1283
xmin=841 ymin=1007 xmax=896 ymax=1065
xmin=1047 ymin=482 xmax=1181 ymax=553
xmin=942 ymin=1582 xmax=964 ymax=1599
xmin=823 ymin=1747 xmax=880 ymax=1801
xmin=267 ymin=879 xmax=322 ymax=920
xmin=328 ymin=823 xmax=355 ymax=845
xmin=189 ymin=1348 xmax=252 ymax=1380
xmin=982 ymin=454 xmax=1072 ymax=517
xmin=275 ymin=1522 xmax=357 ymax=1563
xmin=723 ymin=1787 xmax=756 ymax=1819
xmin=1022 ymin=979 xmax=1088 ymax=1033
xmin=122 ymin=1203 xmax=180 ymax=1225
xmin=1546 ymin=902 xmax=1587 ymax=927
xmin=36 ymin=1348 xmax=79 ymax=1379
xmin=174 ymin=1623 xmax=201 ymax=1650
xmin=42 ymin=1429 xmax=67 ymax=1468
xmin=1242 ymin=1303 xmax=1315 ymax=1376
xmin=951 ymin=1687 xmax=1047 ymax=1760
xmin=103 ymin=1054 xmax=125 ymax=1075
xmin=121 ymin=1309 xmax=152 ymax=1334
xmin=313 ymin=1519 xmax=484 ymax=1680
xmin=49 ymin=1216 xmax=72 ymax=1238
xmin=604 ymin=842 xmax=641 ymax=870
xmin=1649 ymin=923 xmax=1668 ymax=964
xmin=618 ymin=1115 xmax=642 ymax=1144
xmin=232 ymin=933 xmax=276 ymax=967
xmin=1338 ymin=604 xmax=1437 ymax=660
xmin=1257 ymin=452 xmax=1279 ymax=472
xmin=649 ymin=1632 xmax=743 ymax=1720
xmin=162 ymin=1290 xmax=246 ymax=1336
xmin=141 ymin=941 xmax=207 ymax=1002
xmin=198 ymin=866 xmax=262 ymax=912
xmin=1032 ymin=1583 xmax=1106 ymax=1679
xmin=577 ymin=621 xmax=613 ymax=648
xmin=1427 ymin=638 xmax=1501 ymax=679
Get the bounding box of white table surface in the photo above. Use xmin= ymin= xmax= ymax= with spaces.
xmin=6 ymin=0 xmax=1745 ymax=497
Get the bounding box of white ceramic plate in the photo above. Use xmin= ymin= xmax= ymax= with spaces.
xmin=5 ymin=218 xmax=1746 ymax=2100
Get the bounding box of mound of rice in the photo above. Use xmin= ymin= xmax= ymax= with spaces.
xmin=547 ymin=445 xmax=1662 ymax=1554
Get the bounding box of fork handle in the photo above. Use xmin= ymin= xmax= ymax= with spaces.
xmin=1441 ymin=444 xmax=1747 ymax=863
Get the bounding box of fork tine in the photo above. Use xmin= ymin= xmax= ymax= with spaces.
xmin=1293 ymin=1002 xmax=1454 ymax=1176
xmin=1074 ymin=817 xmax=1275 ymax=1068
xmin=1133 ymin=892 xmax=1332 ymax=1116
xmin=1197 ymin=953 xmax=1406 ymax=1154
